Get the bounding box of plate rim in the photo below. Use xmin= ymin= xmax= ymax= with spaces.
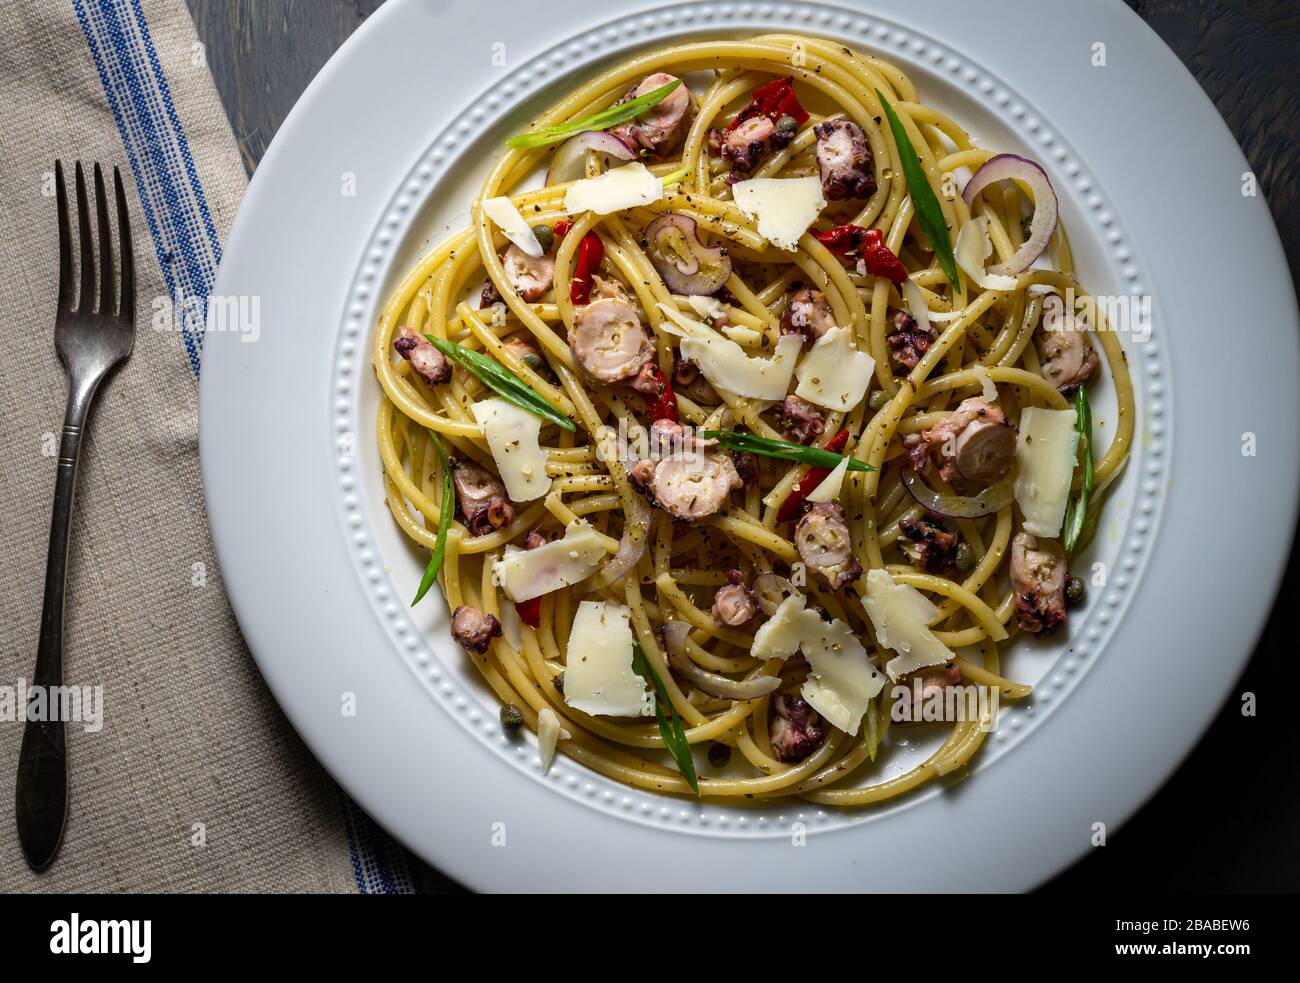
xmin=200 ymin=0 xmax=1300 ymax=891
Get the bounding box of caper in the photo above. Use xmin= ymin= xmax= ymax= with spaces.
xmin=954 ymin=542 xmax=976 ymax=573
xmin=500 ymin=704 xmax=524 ymax=730
xmin=776 ymin=114 xmax=799 ymax=138
xmin=531 ymin=224 xmax=555 ymax=253
xmin=1065 ymin=576 xmax=1086 ymax=607
xmin=707 ymin=742 xmax=732 ymax=768
xmin=868 ymin=390 xmax=889 ymax=411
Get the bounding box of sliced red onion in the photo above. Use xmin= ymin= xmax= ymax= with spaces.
xmin=902 ymin=468 xmax=1014 ymax=519
xmin=644 ymin=214 xmax=733 ymax=295
xmin=545 ymin=131 xmax=636 ymax=186
xmin=661 ymin=620 xmax=781 ymax=701
xmin=594 ymin=489 xmax=651 ymax=589
xmin=962 ymin=154 xmax=1057 ymax=275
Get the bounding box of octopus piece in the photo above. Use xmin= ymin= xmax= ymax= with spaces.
xmin=502 ymin=337 xmax=546 ymax=373
xmin=1010 ymin=532 xmax=1068 ymax=635
xmin=711 ymin=571 xmax=757 ymax=628
xmin=779 ymin=394 xmax=826 ymax=444
xmin=502 ymin=243 xmax=555 ymax=302
xmin=794 ymin=503 xmax=861 ymax=590
xmin=779 ymin=287 xmax=837 ymax=342
xmin=770 ymin=693 xmax=824 ymax=763
xmin=897 ymin=664 xmax=963 ymax=721
xmin=452 ymin=459 xmax=514 ymax=536
xmin=1036 ymin=294 xmax=1099 ymax=395
xmin=609 ymin=72 xmax=695 ymax=157
xmin=647 ymin=449 xmax=742 ymax=521
xmin=899 ymin=514 xmax=960 ymax=573
xmin=813 ymin=119 xmax=876 ymax=201
xmin=633 ymin=423 xmax=742 ymax=521
xmin=721 ymin=115 xmax=781 ymax=174
xmin=393 ymin=328 xmax=452 ymax=386
xmin=907 ymin=397 xmax=1017 ymax=485
xmin=885 ymin=309 xmax=938 ymax=374
xmin=479 ymin=278 xmax=502 ymax=308
xmin=730 ymin=450 xmax=759 ymax=487
xmin=673 ymin=353 xmax=719 ymax=404
xmin=450 ymin=605 xmax=502 ymax=654
xmin=571 ymin=284 xmax=655 ymax=385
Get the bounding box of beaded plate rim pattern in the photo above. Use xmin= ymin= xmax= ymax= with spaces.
xmin=329 ymin=0 xmax=1167 ymax=838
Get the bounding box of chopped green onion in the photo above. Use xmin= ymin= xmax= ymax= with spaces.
xmin=876 ymin=89 xmax=960 ymax=290
xmin=660 ymin=166 xmax=690 ymax=187
xmin=507 ymin=79 xmax=683 ymax=150
xmin=698 ymin=429 xmax=874 ymax=473
xmin=425 ymin=334 xmax=576 ymax=432
xmin=631 ymin=642 xmax=699 ymax=796
xmin=1062 ymin=386 xmax=1094 ymax=552
xmin=411 ymin=433 xmax=454 ymax=605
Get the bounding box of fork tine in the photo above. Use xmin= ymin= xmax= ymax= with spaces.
xmin=114 ymin=167 xmax=134 ymax=323
xmin=93 ymin=163 xmax=114 ymax=316
xmin=74 ymin=162 xmax=94 ymax=314
xmin=55 ymin=161 xmax=73 ymax=315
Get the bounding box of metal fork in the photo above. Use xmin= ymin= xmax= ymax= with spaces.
xmin=15 ymin=161 xmax=134 ymax=871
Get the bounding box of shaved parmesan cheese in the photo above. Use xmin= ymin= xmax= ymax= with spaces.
xmin=537 ymin=707 xmax=571 ymax=775
xmin=500 ymin=597 xmax=522 ymax=650
xmin=686 ymin=295 xmax=726 ymax=321
xmin=794 ymin=326 xmax=875 ymax=412
xmin=862 ymin=569 xmax=955 ymax=681
xmin=806 ymin=456 xmax=849 ymax=504
xmin=565 ymin=162 xmax=663 ymax=215
xmin=1014 ymin=406 xmax=1079 ymax=537
xmin=494 ymin=521 xmax=607 ymax=601
xmin=972 ymin=363 xmax=999 ymax=402
xmin=954 ymin=216 xmax=1018 ymax=291
xmin=562 ymin=601 xmax=655 ymax=718
xmin=800 ymin=619 xmax=885 ymax=737
xmin=751 ymin=595 xmax=818 ymax=661
xmin=731 ymin=176 xmax=827 ymax=251
xmin=902 ymin=279 xmax=963 ymax=327
xmin=658 ymin=303 xmax=801 ymax=400
xmin=482 ymin=196 xmax=543 ymax=258
xmin=750 ymin=593 xmax=885 ymax=735
xmin=471 ymin=398 xmax=551 ymax=502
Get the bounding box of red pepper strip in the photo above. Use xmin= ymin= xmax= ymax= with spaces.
xmin=813 ymin=225 xmax=908 ymax=284
xmin=777 ymin=429 xmax=851 ymax=523
xmin=727 ymin=76 xmax=809 ymax=132
xmin=642 ymin=363 xmax=679 ymax=423
xmin=552 ymin=219 xmax=573 ymax=240
xmin=514 ymin=596 xmax=542 ymax=629
xmin=569 ymin=231 xmax=604 ymax=304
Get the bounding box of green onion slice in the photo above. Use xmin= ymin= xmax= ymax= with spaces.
xmin=425 ymin=334 xmax=575 ymax=432
xmin=507 ymin=79 xmax=683 ymax=150
xmin=411 ymin=433 xmax=454 ymax=606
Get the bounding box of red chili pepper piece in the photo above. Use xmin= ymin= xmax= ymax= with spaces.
xmin=514 ymin=597 xmax=542 ymax=629
xmin=569 ymin=231 xmax=605 ymax=304
xmin=552 ymin=219 xmax=573 ymax=240
xmin=727 ymin=76 xmax=809 ymax=132
xmin=777 ymin=429 xmax=851 ymax=523
xmin=642 ymin=363 xmax=679 ymax=423
xmin=813 ymin=225 xmax=908 ymax=284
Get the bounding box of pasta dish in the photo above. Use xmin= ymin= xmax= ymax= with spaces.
xmin=371 ymin=35 xmax=1134 ymax=804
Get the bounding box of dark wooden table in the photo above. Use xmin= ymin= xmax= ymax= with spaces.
xmin=188 ymin=0 xmax=1300 ymax=893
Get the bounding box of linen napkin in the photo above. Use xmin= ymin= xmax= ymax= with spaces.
xmin=0 ymin=0 xmax=433 ymax=893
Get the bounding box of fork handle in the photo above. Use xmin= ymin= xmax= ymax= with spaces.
xmin=16 ymin=381 xmax=98 ymax=870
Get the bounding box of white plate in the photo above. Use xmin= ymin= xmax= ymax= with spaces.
xmin=200 ymin=0 xmax=1300 ymax=891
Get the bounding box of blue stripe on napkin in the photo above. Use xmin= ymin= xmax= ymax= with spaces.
xmin=73 ymin=0 xmax=421 ymax=894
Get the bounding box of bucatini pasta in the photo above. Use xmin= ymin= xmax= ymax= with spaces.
xmin=371 ymin=36 xmax=1134 ymax=804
